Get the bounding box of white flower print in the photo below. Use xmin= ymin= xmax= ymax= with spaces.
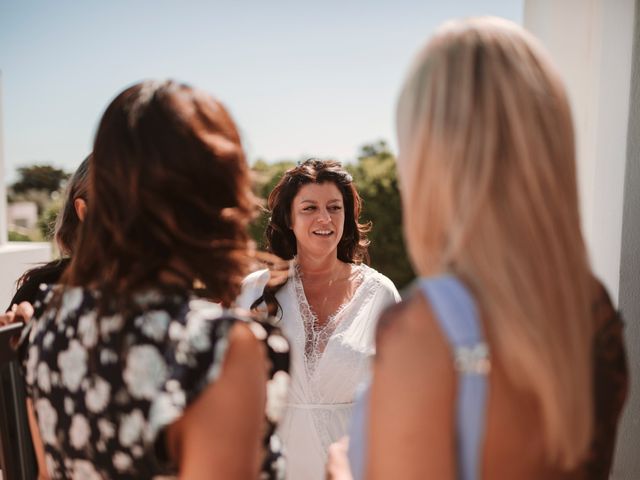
xmin=184 ymin=318 xmax=211 ymax=353
xmin=113 ymin=451 xmax=133 ymax=472
xmin=186 ymin=300 xmax=221 ymax=350
xmin=270 ymin=434 xmax=282 ymax=453
xmin=267 ymin=334 xmax=289 ymax=353
xmin=58 ymin=340 xmax=87 ymax=392
xmin=100 ymin=349 xmax=118 ymax=364
xmin=72 ymin=459 xmax=102 ymax=480
xmin=134 ymin=289 xmax=163 ymax=306
xmin=139 ymin=310 xmax=170 ymax=341
xmin=266 ymin=371 xmax=290 ymax=423
xmin=123 ymin=345 xmax=167 ymax=399
xmin=118 ymin=409 xmax=145 ymax=447
xmin=64 ymin=397 xmax=74 ymax=416
xmin=59 ymin=287 xmax=83 ymax=320
xmin=25 ymin=345 xmax=38 ymax=386
xmin=147 ymin=393 xmax=181 ymax=442
xmin=131 ymin=445 xmax=144 ymax=458
xmin=97 ymin=418 xmax=115 ymax=440
xmin=168 ymin=322 xmax=184 ymax=341
xmin=78 ymin=311 xmax=98 ymax=348
xmin=85 ymin=376 xmax=111 ymax=413
xmin=188 ymin=299 xmax=223 ymax=320
xmin=35 ymin=398 xmax=58 ymax=445
xmin=43 ymin=331 xmax=55 ymax=350
xmin=45 ymin=454 xmax=58 ymax=478
xmin=100 ymin=314 xmax=124 ymax=339
xmin=36 ymin=362 xmax=51 ymax=393
xmin=248 ymin=322 xmax=267 ymax=340
xmin=165 ymin=379 xmax=181 ymax=393
xmin=69 ymin=414 xmax=90 ymax=450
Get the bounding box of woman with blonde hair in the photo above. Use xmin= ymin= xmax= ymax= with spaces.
xmin=329 ymin=17 xmax=627 ymax=480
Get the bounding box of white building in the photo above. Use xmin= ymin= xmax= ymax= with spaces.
xmin=7 ymin=201 xmax=38 ymax=230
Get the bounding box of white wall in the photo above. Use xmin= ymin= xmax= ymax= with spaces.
xmin=0 ymin=242 xmax=51 ymax=307
xmin=524 ymin=1 xmax=639 ymax=478
xmin=616 ymin=0 xmax=640 ymax=475
xmin=524 ymin=0 xmax=635 ymax=299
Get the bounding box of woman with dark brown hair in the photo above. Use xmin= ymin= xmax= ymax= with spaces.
xmin=18 ymin=80 xmax=290 ymax=479
xmin=7 ymin=155 xmax=89 ymax=309
xmin=237 ymin=159 xmax=399 ymax=480
xmin=0 ymin=155 xmax=89 ymax=480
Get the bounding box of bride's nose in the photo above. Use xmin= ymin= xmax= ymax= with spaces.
xmin=317 ymin=208 xmax=332 ymax=223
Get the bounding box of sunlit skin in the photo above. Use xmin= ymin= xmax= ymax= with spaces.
xmin=290 ymin=182 xmax=345 ymax=261
xmin=290 ymin=182 xmax=358 ymax=328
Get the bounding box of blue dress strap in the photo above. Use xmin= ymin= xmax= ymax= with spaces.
xmin=418 ymin=275 xmax=490 ymax=480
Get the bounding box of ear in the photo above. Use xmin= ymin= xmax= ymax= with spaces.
xmin=74 ymin=198 xmax=87 ymax=221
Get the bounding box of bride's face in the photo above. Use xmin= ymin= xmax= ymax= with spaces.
xmin=290 ymin=182 xmax=345 ymax=258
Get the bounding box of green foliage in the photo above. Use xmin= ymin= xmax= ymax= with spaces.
xmin=247 ymin=142 xmax=415 ymax=290
xmin=7 ymin=164 xmax=69 ymax=243
xmin=348 ymin=141 xmax=415 ymax=289
xmin=38 ymin=199 xmax=62 ymax=241
xmin=11 ymin=165 xmax=70 ymax=195
xmin=8 ymin=230 xmax=32 ymax=241
xmin=248 ymin=160 xmax=296 ymax=249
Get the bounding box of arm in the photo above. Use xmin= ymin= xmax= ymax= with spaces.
xmin=167 ymin=322 xmax=268 ymax=479
xmin=326 ymin=437 xmax=353 ymax=480
xmin=26 ymin=399 xmax=50 ymax=480
xmin=366 ymin=294 xmax=456 ymax=480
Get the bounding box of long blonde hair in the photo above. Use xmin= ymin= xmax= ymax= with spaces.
xmin=397 ymin=17 xmax=593 ymax=468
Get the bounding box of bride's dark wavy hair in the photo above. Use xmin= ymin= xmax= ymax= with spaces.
xmin=252 ymin=159 xmax=370 ymax=315
xmin=66 ymin=80 xmax=257 ymax=306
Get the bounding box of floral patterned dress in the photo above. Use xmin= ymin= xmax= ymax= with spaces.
xmin=19 ymin=285 xmax=290 ymax=479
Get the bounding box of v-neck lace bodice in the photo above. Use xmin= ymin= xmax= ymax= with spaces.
xmin=237 ymin=263 xmax=401 ymax=480
xmin=292 ymin=263 xmax=366 ymax=376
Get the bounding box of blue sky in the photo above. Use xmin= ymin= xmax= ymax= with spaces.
xmin=0 ymin=0 xmax=523 ymax=182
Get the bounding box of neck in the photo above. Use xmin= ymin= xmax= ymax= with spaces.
xmin=296 ymin=251 xmax=344 ymax=279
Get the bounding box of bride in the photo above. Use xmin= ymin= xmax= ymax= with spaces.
xmin=237 ymin=159 xmax=400 ymax=480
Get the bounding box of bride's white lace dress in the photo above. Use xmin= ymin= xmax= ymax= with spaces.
xmin=237 ymin=262 xmax=400 ymax=480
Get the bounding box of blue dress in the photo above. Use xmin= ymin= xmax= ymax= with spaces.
xmin=347 ymin=275 xmax=490 ymax=480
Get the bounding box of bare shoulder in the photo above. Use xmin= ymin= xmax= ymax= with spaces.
xmin=375 ymin=289 xmax=453 ymax=374
xmin=368 ymin=286 xmax=457 ymax=479
xmin=226 ymin=320 xmax=267 ymax=366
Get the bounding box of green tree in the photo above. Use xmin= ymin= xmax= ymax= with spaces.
xmin=248 ymin=159 xmax=296 ymax=249
xmin=11 ymin=164 xmax=70 ymax=195
xmin=7 ymin=164 xmax=70 ymax=242
xmin=349 ymin=141 xmax=415 ymax=289
xmin=38 ymin=198 xmax=63 ymax=241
